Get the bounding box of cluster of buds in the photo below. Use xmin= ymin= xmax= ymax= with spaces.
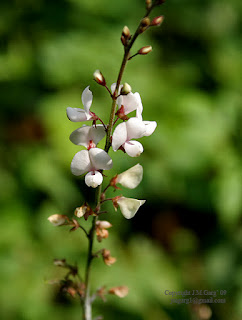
xmin=95 ymin=220 xmax=112 ymax=242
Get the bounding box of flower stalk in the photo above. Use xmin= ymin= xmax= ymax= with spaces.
xmin=48 ymin=1 xmax=165 ymax=319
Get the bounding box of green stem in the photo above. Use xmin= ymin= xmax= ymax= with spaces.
xmin=82 ymin=4 xmax=157 ymax=319
xmin=82 ymin=186 xmax=102 ymax=320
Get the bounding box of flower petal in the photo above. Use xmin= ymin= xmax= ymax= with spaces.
xmin=118 ymin=92 xmax=140 ymax=115
xmin=70 ymin=125 xmax=106 ymax=148
xmin=71 ymin=150 xmax=91 ymax=176
xmin=89 ymin=125 xmax=106 ymax=145
xmin=69 ymin=125 xmax=90 ymax=147
xmin=124 ymin=140 xmax=143 ymax=157
xmin=134 ymin=92 xmax=143 ymax=120
xmin=143 ymin=121 xmax=157 ymax=136
xmin=81 ymin=86 xmax=93 ymax=119
xmin=112 ymin=122 xmax=127 ymax=151
xmin=85 ymin=171 xmax=103 ymax=188
xmin=48 ymin=214 xmax=67 ymax=226
xmin=117 ymin=197 xmax=146 ymax=219
xmin=89 ymin=148 xmax=113 ymax=170
xmin=117 ymin=163 xmax=143 ymax=189
xmin=66 ymin=107 xmax=88 ymax=122
xmin=111 ymin=83 xmax=122 ymax=94
xmin=126 ymin=117 xmax=146 ymax=140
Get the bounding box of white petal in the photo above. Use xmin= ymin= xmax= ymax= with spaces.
xmin=143 ymin=121 xmax=157 ymax=136
xmin=116 ymin=95 xmax=123 ymax=109
xmin=69 ymin=125 xmax=90 ymax=147
xmin=124 ymin=140 xmax=143 ymax=157
xmin=89 ymin=125 xmax=106 ymax=145
xmin=48 ymin=214 xmax=66 ymax=226
xmin=81 ymin=86 xmax=93 ymax=119
xmin=126 ymin=117 xmax=146 ymax=140
xmin=85 ymin=171 xmax=103 ymax=188
xmin=117 ymin=197 xmax=146 ymax=219
xmin=89 ymin=148 xmax=113 ymax=170
xmin=120 ymin=92 xmax=139 ymax=115
xmin=117 ymin=164 xmax=143 ymax=189
xmin=134 ymin=92 xmax=143 ymax=120
xmin=71 ymin=150 xmax=91 ymax=176
xmin=112 ymin=122 xmax=127 ymax=151
xmin=111 ymin=83 xmax=122 ymax=94
xmin=66 ymin=107 xmax=88 ymax=122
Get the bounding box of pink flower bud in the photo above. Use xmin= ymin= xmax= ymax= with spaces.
xmin=138 ymin=45 xmax=152 ymax=55
xmin=121 ymin=26 xmax=131 ymax=46
xmin=150 ymin=16 xmax=164 ymax=27
xmin=122 ymin=26 xmax=131 ymax=39
xmin=93 ymin=70 xmax=106 ymax=86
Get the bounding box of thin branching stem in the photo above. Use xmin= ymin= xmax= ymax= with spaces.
xmin=82 ymin=4 xmax=158 ymax=319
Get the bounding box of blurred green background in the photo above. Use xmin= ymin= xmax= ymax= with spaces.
xmin=0 ymin=0 xmax=241 ymax=319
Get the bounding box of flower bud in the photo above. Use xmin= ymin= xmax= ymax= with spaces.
xmin=93 ymin=70 xmax=106 ymax=86
xmin=139 ymin=17 xmax=150 ymax=33
xmin=122 ymin=26 xmax=131 ymax=39
xmin=47 ymin=214 xmax=67 ymax=226
xmin=150 ymin=15 xmax=164 ymax=27
xmin=146 ymin=0 xmax=152 ymax=9
xmin=121 ymin=26 xmax=131 ymax=46
xmin=120 ymin=83 xmax=132 ymax=95
xmin=138 ymin=45 xmax=152 ymax=55
xmin=108 ymin=286 xmax=129 ymax=298
xmin=96 ymin=220 xmax=112 ymax=229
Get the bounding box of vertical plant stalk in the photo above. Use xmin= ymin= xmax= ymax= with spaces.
xmin=82 ymin=4 xmax=157 ymax=320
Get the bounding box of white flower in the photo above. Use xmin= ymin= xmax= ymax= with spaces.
xmin=134 ymin=92 xmax=143 ymax=120
xmin=117 ymin=197 xmax=146 ymax=219
xmin=66 ymin=86 xmax=95 ymax=122
xmin=117 ymin=164 xmax=143 ymax=189
xmin=111 ymin=83 xmax=142 ymax=118
xmin=85 ymin=171 xmax=103 ymax=188
xmin=69 ymin=124 xmax=106 ymax=149
xmin=112 ymin=117 xmax=157 ymax=157
xmin=48 ymin=214 xmax=67 ymax=226
xmin=71 ymin=148 xmax=112 ymax=188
